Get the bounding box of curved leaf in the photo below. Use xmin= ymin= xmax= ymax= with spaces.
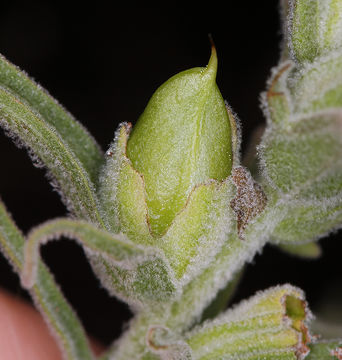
xmin=0 ymin=87 xmax=104 ymax=225
xmin=0 ymin=199 xmax=94 ymax=360
xmin=21 ymin=218 xmax=176 ymax=308
xmin=0 ymin=53 xmax=103 ymax=184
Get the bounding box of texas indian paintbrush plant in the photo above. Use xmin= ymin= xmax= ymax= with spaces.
xmin=0 ymin=0 xmax=342 ymax=359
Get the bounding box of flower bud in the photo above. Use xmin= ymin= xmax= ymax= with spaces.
xmin=126 ymin=46 xmax=232 ymax=236
xmin=99 ymin=47 xmax=237 ymax=280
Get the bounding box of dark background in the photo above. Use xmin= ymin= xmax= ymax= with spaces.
xmin=0 ymin=1 xmax=341 ymax=347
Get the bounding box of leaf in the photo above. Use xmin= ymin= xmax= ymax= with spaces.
xmin=0 ymin=53 xmax=103 ymax=184
xmin=288 ymin=0 xmax=342 ymax=63
xmin=0 ymin=199 xmax=94 ymax=360
xmin=21 ymin=218 xmax=177 ymax=308
xmin=185 ymin=285 xmax=312 ymax=360
xmin=0 ymin=87 xmax=104 ymax=225
xmin=259 ymin=110 xmax=342 ymax=244
xmin=289 ymin=0 xmax=320 ymax=63
xmin=278 ymin=242 xmax=322 ymax=259
xmin=307 ymin=340 xmax=342 ymax=359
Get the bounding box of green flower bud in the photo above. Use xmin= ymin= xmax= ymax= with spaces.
xmin=126 ymin=47 xmax=233 ymax=236
xmin=99 ymin=47 xmax=237 ymax=279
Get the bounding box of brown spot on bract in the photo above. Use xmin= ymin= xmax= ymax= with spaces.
xmin=230 ymin=167 xmax=267 ymax=240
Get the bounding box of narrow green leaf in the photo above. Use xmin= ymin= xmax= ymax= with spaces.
xmin=307 ymin=340 xmax=342 ymax=359
xmin=0 ymin=199 xmax=94 ymax=360
xmin=186 ymin=285 xmax=312 ymax=360
xmin=21 ymin=218 xmax=176 ymax=307
xmin=278 ymin=242 xmax=322 ymax=259
xmin=0 ymin=87 xmax=104 ymax=225
xmin=0 ymin=53 xmax=103 ymax=185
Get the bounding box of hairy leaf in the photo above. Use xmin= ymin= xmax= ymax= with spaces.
xmin=0 ymin=200 xmax=94 ymax=360
xmin=0 ymin=53 xmax=103 ymax=184
xmin=288 ymin=0 xmax=342 ymax=63
xmin=21 ymin=218 xmax=176 ymax=308
xmin=259 ymin=110 xmax=342 ymax=244
xmin=0 ymin=87 xmax=104 ymax=225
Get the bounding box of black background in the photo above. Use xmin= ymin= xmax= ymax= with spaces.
xmin=0 ymin=0 xmax=341 ymax=347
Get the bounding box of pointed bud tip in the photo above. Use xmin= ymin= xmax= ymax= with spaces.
xmin=204 ymin=38 xmax=218 ymax=80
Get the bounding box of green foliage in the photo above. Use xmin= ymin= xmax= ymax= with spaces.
xmin=0 ymin=55 xmax=104 ymax=225
xmin=0 ymin=200 xmax=94 ymax=360
xmin=0 ymin=0 xmax=341 ymax=359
